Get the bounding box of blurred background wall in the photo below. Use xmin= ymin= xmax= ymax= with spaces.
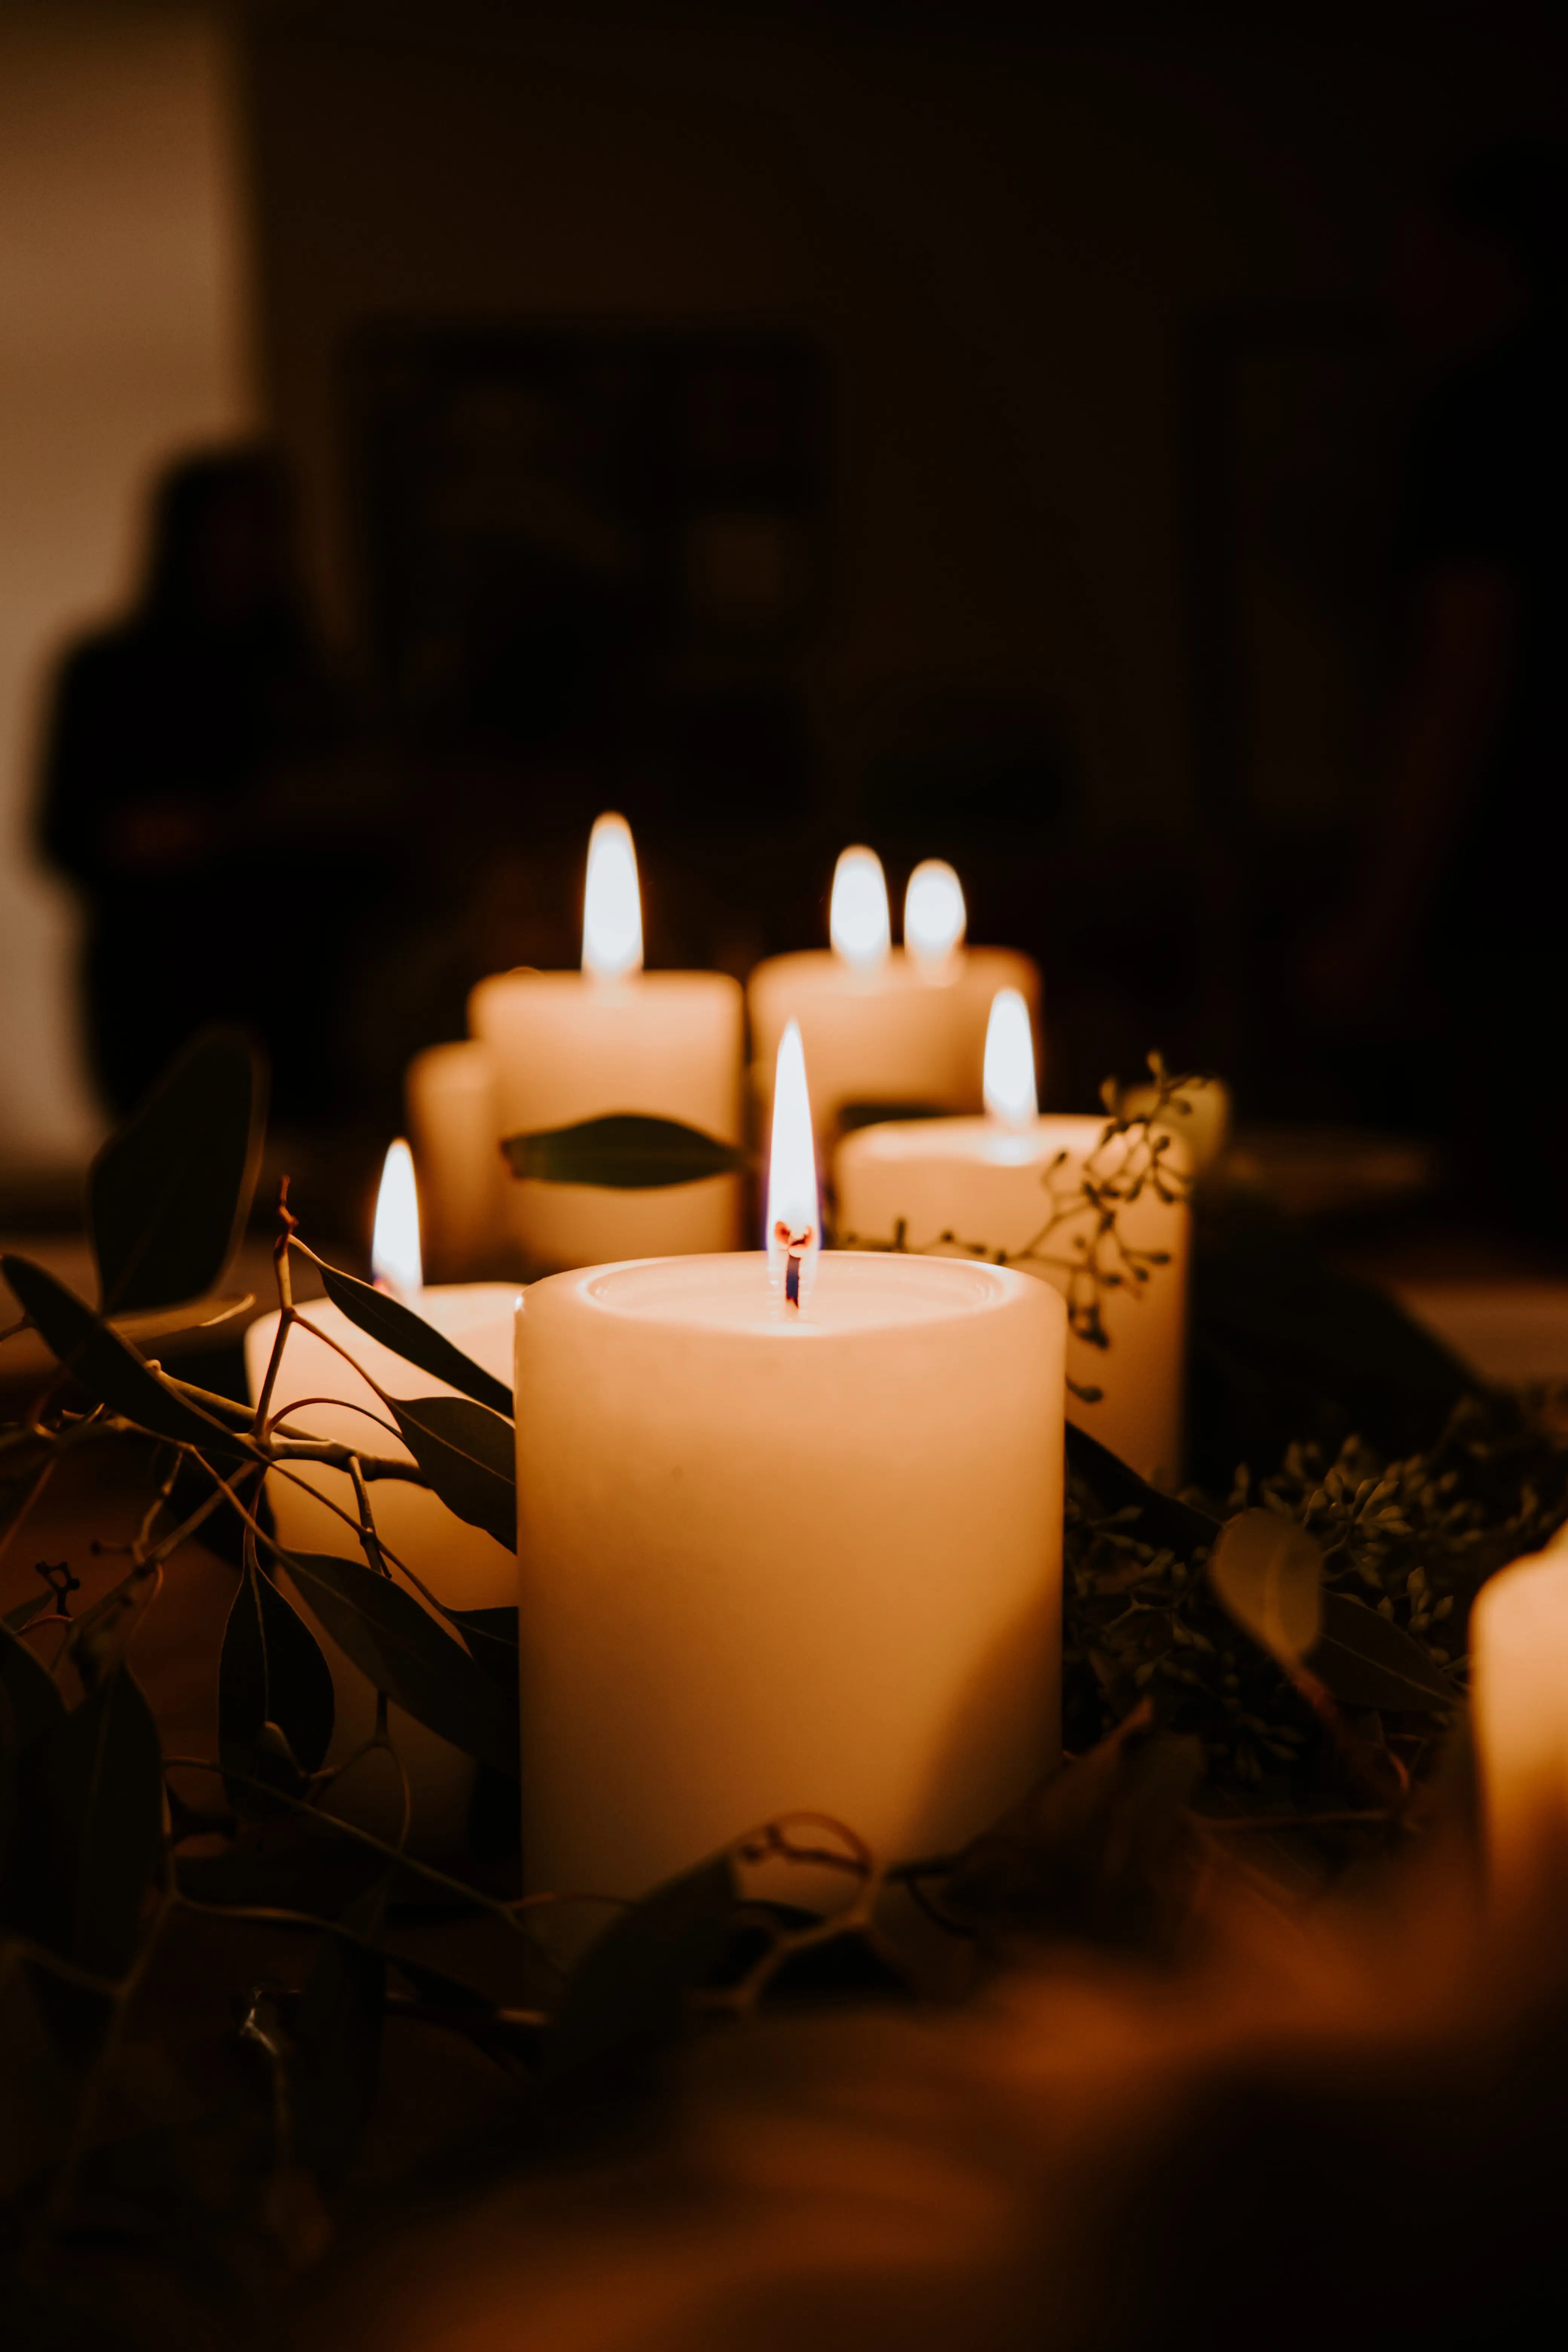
xmin=0 ymin=1 xmax=254 ymax=1175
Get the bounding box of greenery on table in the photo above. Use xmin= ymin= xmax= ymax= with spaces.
xmin=1 ymin=1030 xmax=1564 ymax=2330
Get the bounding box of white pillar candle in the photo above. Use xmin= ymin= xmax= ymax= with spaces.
xmin=513 ymin=1024 xmax=1065 ymax=1900
xmin=835 ymin=992 xmax=1188 ymax=1483
xmin=469 ymin=813 xmax=744 ymax=1277
xmin=406 ymin=1038 xmax=507 ymax=1280
xmin=747 ymin=846 xmax=1041 ymax=1138
xmin=243 ymin=1144 xmax=519 ymax=1857
xmin=1472 ymin=1550 xmax=1568 ymax=1900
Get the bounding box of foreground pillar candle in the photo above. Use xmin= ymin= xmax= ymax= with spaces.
xmin=470 ymin=813 xmax=744 ymax=1276
xmin=1472 ymin=1550 xmax=1568 ymax=1900
xmin=835 ymin=991 xmax=1189 ymax=1482
xmin=243 ymin=1143 xmax=519 ymax=1856
xmin=747 ymin=844 xmax=1041 ymax=1138
xmin=513 ymin=1023 xmax=1065 ymax=1899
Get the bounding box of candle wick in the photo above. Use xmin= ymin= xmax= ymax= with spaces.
xmin=774 ymin=1219 xmax=814 ymax=1312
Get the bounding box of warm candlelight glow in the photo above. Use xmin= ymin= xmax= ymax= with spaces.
xmin=904 ymin=858 xmax=966 ymax=968
xmin=767 ymin=1020 xmax=820 ymax=1311
xmin=371 ymin=1138 xmax=423 ymax=1301
xmin=582 ymin=812 xmax=644 ymax=980
xmin=829 ymin=845 xmax=891 ymax=972
xmin=982 ymin=989 xmax=1038 ymax=1129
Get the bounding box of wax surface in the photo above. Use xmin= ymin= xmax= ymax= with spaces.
xmin=514 ymin=1251 xmax=1064 ymax=1899
xmin=747 ymin=946 xmax=1042 ymax=1132
xmin=470 ymin=968 xmax=744 ymax=1273
xmin=243 ymin=1285 xmax=519 ymax=1857
xmin=1472 ymin=1550 xmax=1568 ymax=1900
xmin=835 ymin=1114 xmax=1189 ymax=1483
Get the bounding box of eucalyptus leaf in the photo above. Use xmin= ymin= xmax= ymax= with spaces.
xmin=43 ymin=1666 xmax=164 ymax=1977
xmin=1207 ymin=1507 xmax=1323 ymax=1669
xmin=317 ymin=1260 xmax=513 ymax=1417
xmin=1064 ymin=1419 xmax=1220 ymax=1554
xmin=2 ymin=1592 xmax=53 ymax=1636
xmin=447 ymin=1603 xmax=520 ymax=1693
xmin=388 ymin=1395 xmax=517 ymax=1551
xmin=291 ymin=1877 xmax=387 ymax=2185
xmin=0 ymin=1621 xmax=66 ymax=1750
xmin=110 ymin=1293 xmax=255 ymax=1345
xmin=282 ymin=1551 xmax=517 ymax=1774
xmin=0 ymin=1957 xmax=86 ymax=2200
xmin=547 ymin=1851 xmax=736 ymax=2082
xmin=504 ymin=1112 xmax=747 ymax=1191
xmin=88 ymin=1026 xmax=265 ymax=1316
xmin=219 ymin=1557 xmax=335 ymax=1788
xmin=1 ymin=1255 xmax=258 ymax=1462
xmin=1306 ymin=1590 xmax=1454 ymax=1712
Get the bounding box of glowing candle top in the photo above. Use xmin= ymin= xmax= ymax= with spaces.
xmin=904 ymin=858 xmax=966 ymax=971
xmin=829 ymin=845 xmax=891 ymax=973
xmin=371 ymin=1138 xmax=423 ymax=1302
xmin=582 ymin=812 xmax=644 ymax=980
xmin=767 ymin=1019 xmax=821 ymax=1312
xmin=982 ymin=988 xmax=1038 ymax=1131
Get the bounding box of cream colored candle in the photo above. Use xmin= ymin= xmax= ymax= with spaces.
xmin=747 ymin=845 xmax=1041 ymax=1137
xmin=1472 ymin=1550 xmax=1568 ymax=1900
xmin=406 ymin=1038 xmax=507 ymax=1279
xmin=835 ymin=992 xmax=1189 ymax=1482
xmin=243 ymin=1144 xmax=519 ymax=1857
xmin=513 ymin=1025 xmax=1066 ymax=1900
xmin=469 ymin=814 xmax=744 ymax=1276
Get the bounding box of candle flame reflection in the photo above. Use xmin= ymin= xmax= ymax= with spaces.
xmin=904 ymin=859 xmax=966 ymax=968
xmin=829 ymin=845 xmax=891 ymax=971
xmin=372 ymin=1138 xmax=423 ymax=1301
xmin=582 ymin=812 xmax=644 ymax=979
xmin=983 ymin=990 xmax=1038 ymax=1130
xmin=767 ymin=1020 xmax=820 ymax=1312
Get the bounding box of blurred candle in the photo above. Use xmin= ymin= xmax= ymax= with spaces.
xmin=835 ymin=990 xmax=1190 ymax=1482
xmin=513 ymin=1025 xmax=1066 ymax=1899
xmin=1472 ymin=1550 xmax=1568 ymax=1901
xmin=748 ymin=845 xmax=1040 ymax=1139
xmin=243 ymin=1143 xmax=519 ymax=1856
xmin=469 ymin=813 xmax=744 ymax=1276
xmin=406 ymin=1040 xmax=507 ymax=1281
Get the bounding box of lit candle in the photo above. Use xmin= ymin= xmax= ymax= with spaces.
xmin=834 ymin=990 xmax=1190 ymax=1482
xmin=747 ymin=844 xmax=1041 ymax=1139
xmin=1471 ymin=1550 xmax=1568 ymax=1902
xmin=469 ymin=813 xmax=745 ymax=1276
xmin=405 ymin=1038 xmax=506 ymax=1280
xmin=513 ymin=1025 xmax=1066 ymax=1899
xmin=242 ymin=1143 xmax=519 ymax=1855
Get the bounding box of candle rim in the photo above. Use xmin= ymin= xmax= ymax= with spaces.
xmin=530 ymin=1248 xmax=1049 ymax=1336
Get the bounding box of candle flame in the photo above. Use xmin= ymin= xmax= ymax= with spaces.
xmin=767 ymin=1020 xmax=820 ymax=1312
xmin=903 ymin=858 xmax=966 ymax=967
xmin=582 ymin=812 xmax=644 ymax=979
xmin=829 ymin=845 xmax=890 ymax=972
xmin=371 ymin=1138 xmax=423 ymax=1301
xmin=983 ymin=989 xmax=1038 ymax=1129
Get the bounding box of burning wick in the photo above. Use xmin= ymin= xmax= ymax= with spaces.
xmin=773 ymin=1217 xmax=816 ymax=1309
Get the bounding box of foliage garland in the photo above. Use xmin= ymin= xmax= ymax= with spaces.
xmin=0 ymin=1030 xmax=1564 ymax=2320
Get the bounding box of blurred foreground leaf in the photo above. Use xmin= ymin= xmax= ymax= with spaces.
xmin=42 ymin=1666 xmax=164 ymax=1976
xmin=316 ymin=1261 xmax=513 ymax=1418
xmin=88 ymin=1026 xmax=265 ymax=1316
xmin=1207 ymin=1508 xmax=1323 ymax=1670
xmin=220 ymin=1550 xmax=335 ymax=1793
xmin=282 ymin=1552 xmax=517 ymax=1774
xmin=388 ymin=1395 xmax=516 ymax=1551
xmin=504 ymin=1112 xmax=746 ymax=1191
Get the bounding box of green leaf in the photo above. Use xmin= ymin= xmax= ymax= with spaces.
xmin=0 ymin=1623 xmax=66 ymax=1753
xmin=547 ymin=1852 xmax=736 ymax=2082
xmin=446 ymin=1604 xmax=519 ymax=1693
xmin=88 ymin=1026 xmax=266 ymax=1315
xmin=44 ymin=1666 xmax=164 ymax=1977
xmin=503 ymin=1112 xmax=747 ymax=1191
xmin=110 ymin=1292 xmax=254 ymax=1345
xmin=2 ymin=1593 xmax=53 ymax=1636
xmin=219 ymin=1557 xmax=335 ymax=1786
xmin=1306 ymin=1590 xmax=1454 ymax=1712
xmin=281 ymin=1552 xmax=517 ymax=1774
xmin=1 ymin=1255 xmax=257 ymax=1462
xmin=388 ymin=1395 xmax=516 ymax=1552
xmin=1207 ymin=1507 xmax=1323 ymax=1669
xmin=1064 ymin=1419 xmax=1220 ymax=1556
xmin=317 ymin=1260 xmax=513 ymax=1418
